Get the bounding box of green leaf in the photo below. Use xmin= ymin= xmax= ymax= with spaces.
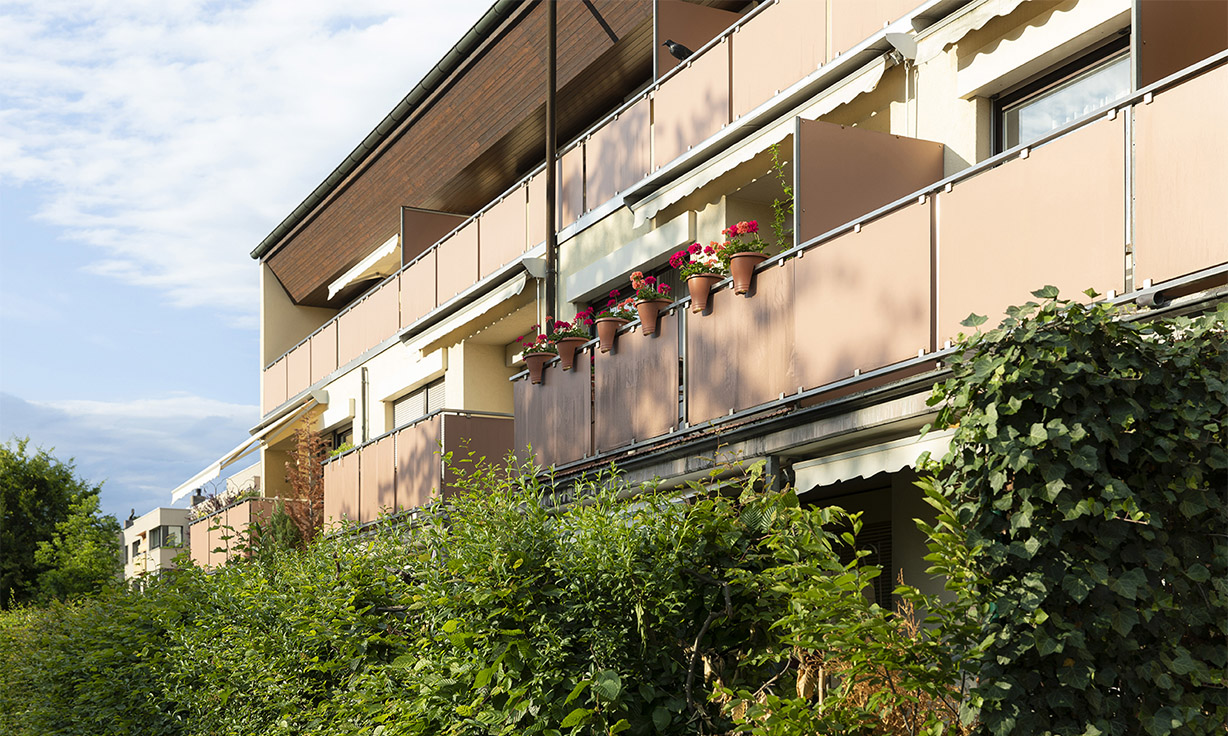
xmin=593 ymin=669 xmax=622 ymax=701
xmin=609 ymin=719 xmax=630 ymax=734
xmin=961 ymin=312 xmax=988 ymax=328
xmin=563 ymin=680 xmax=589 ymax=705
xmin=652 ymin=706 xmax=671 ymax=733
xmin=1031 ymin=285 xmax=1059 ymax=299
xmin=560 ymin=707 xmax=591 ymax=729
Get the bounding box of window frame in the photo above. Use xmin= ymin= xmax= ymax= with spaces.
xmin=992 ymin=34 xmax=1131 ymax=153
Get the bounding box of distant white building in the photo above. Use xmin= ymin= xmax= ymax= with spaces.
xmin=121 ymin=506 xmax=191 ymax=581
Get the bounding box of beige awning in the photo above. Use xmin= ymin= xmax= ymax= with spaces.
xmin=408 ymin=272 xmax=531 ymax=354
xmin=792 ymin=430 xmax=954 ymax=492
xmin=631 ymin=56 xmax=890 ymax=227
xmin=327 ymin=233 xmax=400 ymax=299
xmin=915 ymin=0 xmax=1031 ymax=64
xmin=169 ymin=398 xmax=318 ymax=502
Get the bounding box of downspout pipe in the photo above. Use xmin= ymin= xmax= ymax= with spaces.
xmin=544 ymin=0 xmax=558 ymax=330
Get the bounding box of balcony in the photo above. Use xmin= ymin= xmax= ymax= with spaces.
xmin=321 ymin=410 xmax=514 ymax=527
xmin=513 ymin=54 xmax=1228 ymax=472
xmin=261 ymin=0 xmax=940 ymax=419
xmin=188 ymin=496 xmax=275 ymax=569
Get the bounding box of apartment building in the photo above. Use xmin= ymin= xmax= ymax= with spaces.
xmin=122 ymin=506 xmax=190 ymax=582
xmin=184 ymin=0 xmax=1226 ymax=578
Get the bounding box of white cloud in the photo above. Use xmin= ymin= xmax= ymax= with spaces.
xmin=0 ymin=0 xmax=490 ymax=316
xmin=0 ymin=391 xmax=260 ymax=518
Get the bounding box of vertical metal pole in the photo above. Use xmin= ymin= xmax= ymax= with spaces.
xmin=544 ymin=0 xmax=558 ymax=331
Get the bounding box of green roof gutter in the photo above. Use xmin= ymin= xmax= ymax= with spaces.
xmin=250 ymin=0 xmax=524 ymax=261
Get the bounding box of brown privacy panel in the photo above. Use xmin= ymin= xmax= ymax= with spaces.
xmin=323 ymin=452 xmax=360 ymax=525
xmin=436 ymin=220 xmax=480 ymax=304
xmin=829 ymin=0 xmax=920 ymax=60
xmin=796 ymin=119 xmax=944 ymax=244
xmin=336 ymin=298 xmax=366 ymax=367
xmin=207 ymin=512 xmax=226 ymax=568
xmin=262 ymin=357 xmax=287 ymax=416
xmin=310 ymin=321 xmax=337 ymax=384
xmin=586 ymin=98 xmax=651 ymax=207
xmin=657 ymin=0 xmax=741 ymax=77
xmin=359 ymin=436 xmax=396 ymax=523
xmin=396 ymin=415 xmax=442 ymax=511
xmin=732 ymin=0 xmax=826 ymax=119
xmin=189 ymin=522 xmax=208 ymax=568
xmin=401 ymin=208 xmax=466 ymax=266
xmin=1138 ymin=0 xmax=1228 ymax=87
xmin=442 ymin=415 xmax=514 ymax=491
xmin=654 ymin=39 xmax=731 ymax=169
xmin=937 ymin=116 xmax=1126 ymax=341
xmin=400 ymin=251 xmax=437 ymax=328
xmin=513 ymin=359 xmax=592 ymax=470
xmin=559 ymin=144 xmax=585 ymax=226
xmin=480 ymin=187 xmax=528 ymax=279
xmin=794 ymin=202 xmax=931 ymax=389
xmin=286 ymin=343 xmax=311 ymax=399
xmin=1134 ymin=63 xmax=1228 ymax=286
xmin=688 ymin=262 xmax=796 ymax=426
xmin=365 ymin=278 xmax=400 ymax=350
xmin=594 ymin=312 xmax=679 ymax=452
xmin=527 ymin=172 xmax=548 ymax=248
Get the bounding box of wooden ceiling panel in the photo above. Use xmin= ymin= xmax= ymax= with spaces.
xmin=267 ymin=0 xmax=655 ymax=306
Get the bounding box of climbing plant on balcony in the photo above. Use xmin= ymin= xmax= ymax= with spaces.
xmin=921 ymin=288 xmax=1228 ymax=735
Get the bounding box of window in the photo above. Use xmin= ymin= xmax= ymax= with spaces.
xmin=392 ymin=378 xmax=445 ymax=429
xmin=330 ymin=424 xmax=354 ymax=453
xmin=165 ymin=526 xmax=183 ymax=547
xmin=150 ymin=525 xmax=184 ymax=549
xmin=585 ymin=261 xmax=682 ymax=318
xmin=995 ymin=38 xmax=1130 ymax=151
xmin=131 ymin=539 xmax=141 ymax=558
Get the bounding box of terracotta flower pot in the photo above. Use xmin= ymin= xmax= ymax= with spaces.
xmin=523 ymin=351 xmax=554 ymax=384
xmin=686 ymin=273 xmax=723 ymax=313
xmin=554 ymin=336 xmax=587 ymax=371
xmin=596 ymin=317 xmax=629 ymax=353
xmin=635 ymin=298 xmax=672 ymax=336
xmin=729 ymin=252 xmax=768 ymax=295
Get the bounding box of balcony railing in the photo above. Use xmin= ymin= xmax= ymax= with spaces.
xmin=188 ymin=496 xmax=275 ymax=569
xmin=513 ymin=53 xmax=1228 ymax=472
xmin=321 ymin=409 xmax=514 ymax=527
xmin=261 ymin=0 xmax=936 ymax=418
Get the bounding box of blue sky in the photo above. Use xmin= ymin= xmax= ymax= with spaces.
xmin=0 ymin=0 xmax=490 ymax=520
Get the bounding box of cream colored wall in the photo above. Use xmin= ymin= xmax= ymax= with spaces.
xmin=261 ymin=448 xmax=293 ymax=498
xmin=723 ymin=197 xmax=776 ymax=245
xmin=260 ymin=263 xmax=337 ymax=366
xmin=313 ymin=341 xmax=447 ymax=443
xmin=459 ymin=341 xmax=516 ymax=414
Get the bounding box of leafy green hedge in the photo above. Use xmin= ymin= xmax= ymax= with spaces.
xmin=1 ymin=293 xmax=1223 ymax=736
xmin=923 ymin=292 xmax=1227 ymax=735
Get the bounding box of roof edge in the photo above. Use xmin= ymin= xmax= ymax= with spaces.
xmin=250 ymin=0 xmax=524 ymax=261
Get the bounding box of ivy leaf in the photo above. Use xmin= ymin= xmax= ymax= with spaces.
xmin=961 ymin=312 xmax=988 ymax=328
xmin=1031 ymin=285 xmax=1060 ymax=299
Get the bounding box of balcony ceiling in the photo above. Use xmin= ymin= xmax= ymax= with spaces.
xmin=267 ymin=0 xmax=751 ymax=308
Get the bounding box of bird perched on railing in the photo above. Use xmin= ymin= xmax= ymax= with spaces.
xmin=662 ymin=39 xmax=694 ymax=61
